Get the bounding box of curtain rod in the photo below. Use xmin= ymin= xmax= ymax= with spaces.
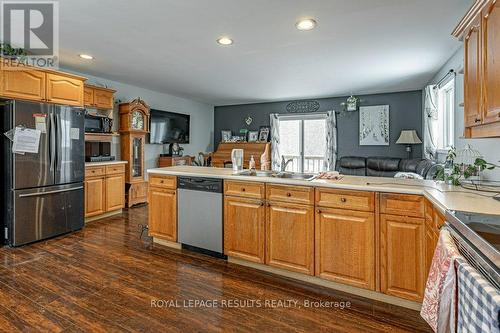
xmin=434 ymin=69 xmax=455 ymax=89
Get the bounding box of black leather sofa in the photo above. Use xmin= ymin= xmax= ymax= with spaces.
xmin=337 ymin=156 xmax=438 ymax=179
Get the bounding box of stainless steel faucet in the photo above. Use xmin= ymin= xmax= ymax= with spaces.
xmin=280 ymin=156 xmax=293 ymax=172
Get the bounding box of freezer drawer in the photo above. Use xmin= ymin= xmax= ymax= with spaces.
xmin=11 ymin=183 xmax=84 ymax=246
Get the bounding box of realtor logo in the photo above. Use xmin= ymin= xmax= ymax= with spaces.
xmin=1 ymin=1 xmax=59 ymax=68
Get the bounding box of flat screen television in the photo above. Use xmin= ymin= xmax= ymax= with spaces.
xmin=148 ymin=109 xmax=190 ymax=144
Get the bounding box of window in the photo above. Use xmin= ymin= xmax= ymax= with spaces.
xmin=278 ymin=114 xmax=326 ymax=173
xmin=437 ymin=79 xmax=455 ymax=151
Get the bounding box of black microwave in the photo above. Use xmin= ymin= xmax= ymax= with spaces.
xmin=85 ymin=112 xmax=113 ymax=133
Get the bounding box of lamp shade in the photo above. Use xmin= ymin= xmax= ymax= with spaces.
xmin=396 ymin=130 xmax=422 ymax=144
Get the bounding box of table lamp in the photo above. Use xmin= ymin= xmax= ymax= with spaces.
xmin=396 ymin=130 xmax=422 ymax=159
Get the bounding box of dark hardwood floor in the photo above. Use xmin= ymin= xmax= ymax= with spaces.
xmin=0 ymin=207 xmax=431 ymax=332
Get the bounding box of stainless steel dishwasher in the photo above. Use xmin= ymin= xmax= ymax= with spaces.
xmin=177 ymin=176 xmax=224 ymax=257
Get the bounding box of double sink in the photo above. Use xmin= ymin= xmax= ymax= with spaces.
xmin=236 ymin=170 xmax=317 ymax=181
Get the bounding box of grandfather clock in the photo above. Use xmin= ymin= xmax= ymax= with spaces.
xmin=119 ymin=98 xmax=150 ymax=207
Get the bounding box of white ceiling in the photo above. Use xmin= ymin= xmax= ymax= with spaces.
xmin=59 ymin=0 xmax=473 ymax=106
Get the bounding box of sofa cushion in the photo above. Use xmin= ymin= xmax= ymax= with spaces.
xmin=416 ymin=159 xmax=437 ymax=178
xmin=338 ymin=156 xmax=366 ymax=176
xmin=399 ymin=159 xmax=424 ymax=173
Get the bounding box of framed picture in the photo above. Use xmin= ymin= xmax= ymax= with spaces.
xmin=239 ymin=129 xmax=248 ymax=141
xmin=258 ymin=126 xmax=270 ymax=142
xmin=221 ymin=130 xmax=232 ymax=142
xmin=248 ymin=131 xmax=259 ymax=142
xmin=359 ymin=105 xmax=389 ymax=146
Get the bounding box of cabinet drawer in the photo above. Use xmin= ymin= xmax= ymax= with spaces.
xmin=224 ymin=181 xmax=265 ymax=199
xmin=105 ymin=164 xmax=125 ymax=175
xmin=380 ymin=193 xmax=424 ymax=218
xmin=85 ymin=166 xmax=105 ymax=178
xmin=266 ymin=184 xmax=314 ymax=205
xmin=315 ymin=188 xmax=374 ymax=212
xmin=149 ymin=175 xmax=177 ymax=189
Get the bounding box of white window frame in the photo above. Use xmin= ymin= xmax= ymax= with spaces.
xmin=436 ymin=78 xmax=455 ymax=153
xmin=277 ymin=113 xmax=327 ymax=173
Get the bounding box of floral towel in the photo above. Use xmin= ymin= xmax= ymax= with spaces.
xmin=421 ymin=229 xmax=463 ymax=332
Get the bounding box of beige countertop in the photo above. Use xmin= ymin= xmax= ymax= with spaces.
xmin=147 ymin=166 xmax=500 ymax=216
xmin=86 ymin=160 xmax=128 ymax=167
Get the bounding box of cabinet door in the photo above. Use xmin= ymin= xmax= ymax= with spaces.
xmin=425 ymin=228 xmax=438 ymax=277
xmin=380 ymin=214 xmax=425 ymax=302
xmin=316 ymin=208 xmax=375 ymax=290
xmin=224 ymin=196 xmax=265 ymax=263
xmin=482 ymin=1 xmax=500 ymax=124
xmin=148 ymin=187 xmax=177 ymax=241
xmin=0 ymin=69 xmax=45 ymax=101
xmin=46 ymin=73 xmax=84 ymax=106
xmin=94 ymin=89 xmax=114 ymax=109
xmin=266 ymin=202 xmax=314 ymax=275
xmin=85 ymin=177 xmax=105 ymax=217
xmin=84 ymin=86 xmax=94 ymax=107
xmin=464 ymin=17 xmax=483 ymax=127
xmin=105 ymin=174 xmax=125 ymax=211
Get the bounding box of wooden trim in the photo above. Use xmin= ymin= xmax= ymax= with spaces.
xmin=84 ymin=209 xmax=122 ymax=223
xmin=84 ymin=84 xmax=116 ymax=93
xmin=375 ymin=192 xmax=381 ymax=293
xmin=153 ymin=237 xmax=182 ymax=250
xmin=84 ymin=133 xmax=115 ymax=142
xmin=468 ymin=121 xmax=500 ymax=137
xmin=452 ymin=0 xmax=492 ymax=39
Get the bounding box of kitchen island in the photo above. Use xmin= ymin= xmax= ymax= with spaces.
xmin=146 ymin=166 xmax=500 ymax=310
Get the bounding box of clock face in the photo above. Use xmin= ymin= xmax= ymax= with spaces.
xmin=131 ymin=111 xmax=144 ymax=130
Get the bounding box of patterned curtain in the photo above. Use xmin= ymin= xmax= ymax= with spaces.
xmin=270 ymin=114 xmax=281 ymax=171
xmin=424 ymin=85 xmax=438 ymax=160
xmin=324 ymin=111 xmax=337 ymax=171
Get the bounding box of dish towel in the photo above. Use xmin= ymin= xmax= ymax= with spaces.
xmin=457 ymin=261 xmax=500 ymax=333
xmin=421 ymin=229 xmax=462 ymax=332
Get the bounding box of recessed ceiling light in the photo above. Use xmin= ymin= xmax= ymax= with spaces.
xmin=217 ymin=37 xmax=233 ymax=46
xmin=296 ymin=18 xmax=317 ymax=31
xmin=79 ymin=54 xmax=94 ymax=60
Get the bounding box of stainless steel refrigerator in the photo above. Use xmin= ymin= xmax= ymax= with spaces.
xmin=1 ymin=100 xmax=85 ymax=246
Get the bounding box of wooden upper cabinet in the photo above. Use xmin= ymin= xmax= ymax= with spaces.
xmin=84 ymin=86 xmax=94 ymax=107
xmin=316 ymin=208 xmax=375 ymax=290
xmin=266 ymin=202 xmax=314 ymax=275
xmin=94 ymin=88 xmax=114 ymax=109
xmin=224 ymin=196 xmax=266 ymax=263
xmin=464 ymin=17 xmax=482 ymax=127
xmin=46 ymin=73 xmax=84 ymax=106
xmin=0 ymin=69 xmax=46 ymax=101
xmin=380 ymin=214 xmax=425 ymax=302
xmin=482 ymin=1 xmax=500 ymax=124
xmin=148 ymin=187 xmax=177 ymax=241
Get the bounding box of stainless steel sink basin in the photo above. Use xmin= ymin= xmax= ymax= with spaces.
xmin=236 ymin=170 xmax=316 ymax=181
xmin=274 ymin=172 xmax=316 ymax=180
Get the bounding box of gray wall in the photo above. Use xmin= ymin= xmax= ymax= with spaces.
xmin=214 ymin=90 xmax=423 ymax=159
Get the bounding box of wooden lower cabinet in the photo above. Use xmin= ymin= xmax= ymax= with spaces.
xmin=380 ymin=214 xmax=425 ymax=302
xmin=224 ymin=196 xmax=266 ymax=263
xmin=266 ymin=202 xmax=314 ymax=275
xmin=105 ymin=174 xmax=125 ymax=211
xmin=315 ymin=208 xmax=375 ymax=290
xmin=85 ymin=177 xmax=106 ymax=217
xmin=85 ymin=165 xmax=125 ymax=218
xmin=148 ymin=187 xmax=177 ymax=241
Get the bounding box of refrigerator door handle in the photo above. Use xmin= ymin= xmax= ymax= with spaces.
xmin=49 ymin=112 xmax=56 ymax=172
xmin=18 ymin=186 xmax=84 ymax=198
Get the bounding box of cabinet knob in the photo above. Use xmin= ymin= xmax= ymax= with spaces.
xmin=160 ymin=180 xmax=164 ymax=183
xmin=341 ymin=197 xmax=347 ymax=203
xmin=475 ymin=118 xmax=481 ymax=123
xmin=316 ymin=209 xmax=321 ymax=213
xmin=286 ymin=192 xmax=291 ymax=197
xmin=260 ymin=201 xmax=264 ymax=206
xmin=241 ymin=188 xmax=246 ymax=192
